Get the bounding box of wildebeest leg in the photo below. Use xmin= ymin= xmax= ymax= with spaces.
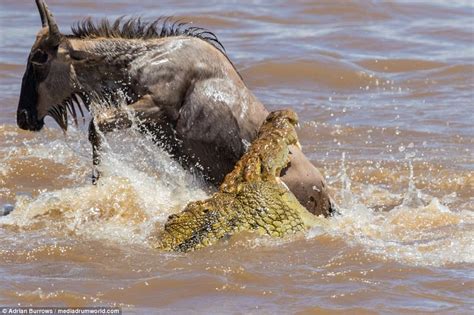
xmin=87 ymin=113 xmax=135 ymax=184
xmin=175 ymin=82 xmax=247 ymax=184
xmin=87 ymin=95 xmax=158 ymax=184
xmin=88 ymin=119 xmax=102 ymax=184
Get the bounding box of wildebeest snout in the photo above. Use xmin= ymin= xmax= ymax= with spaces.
xmin=17 ymin=109 xmax=29 ymax=128
xmin=17 ymin=108 xmax=44 ymax=131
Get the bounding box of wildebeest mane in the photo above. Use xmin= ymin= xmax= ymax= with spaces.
xmin=70 ymin=16 xmax=226 ymax=53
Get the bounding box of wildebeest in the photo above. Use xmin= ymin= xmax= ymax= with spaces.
xmin=17 ymin=0 xmax=334 ymax=216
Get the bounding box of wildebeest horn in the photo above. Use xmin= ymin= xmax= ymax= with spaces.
xmin=35 ymin=0 xmax=61 ymax=43
xmin=35 ymin=0 xmax=47 ymax=27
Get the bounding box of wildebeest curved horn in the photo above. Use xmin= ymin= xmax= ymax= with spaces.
xmin=37 ymin=0 xmax=61 ymax=43
xmin=35 ymin=0 xmax=47 ymax=27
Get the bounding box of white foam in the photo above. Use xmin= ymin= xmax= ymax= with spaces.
xmin=313 ymin=155 xmax=474 ymax=266
xmin=1 ymin=111 xmax=472 ymax=266
xmin=1 ymin=98 xmax=207 ymax=246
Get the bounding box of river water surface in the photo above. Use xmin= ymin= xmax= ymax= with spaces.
xmin=0 ymin=0 xmax=473 ymax=314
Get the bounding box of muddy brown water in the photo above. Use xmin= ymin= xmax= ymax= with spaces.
xmin=0 ymin=1 xmax=473 ymax=314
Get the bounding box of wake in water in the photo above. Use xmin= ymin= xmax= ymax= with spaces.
xmin=0 ymin=107 xmax=472 ymax=266
xmin=317 ymin=153 xmax=474 ymax=266
xmin=0 ymin=99 xmax=474 ymax=265
xmin=0 ymin=101 xmax=209 ymax=246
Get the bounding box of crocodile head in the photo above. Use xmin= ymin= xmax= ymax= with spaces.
xmin=155 ymin=110 xmax=327 ymax=252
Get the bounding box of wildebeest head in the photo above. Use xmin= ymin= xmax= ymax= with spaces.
xmin=17 ymin=1 xmax=231 ymax=132
xmin=17 ymin=0 xmax=85 ymax=131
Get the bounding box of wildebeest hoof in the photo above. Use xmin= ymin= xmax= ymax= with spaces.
xmin=1 ymin=204 xmax=14 ymax=216
xmin=92 ymin=168 xmax=101 ymax=185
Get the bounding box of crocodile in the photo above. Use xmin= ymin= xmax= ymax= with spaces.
xmin=155 ymin=110 xmax=328 ymax=252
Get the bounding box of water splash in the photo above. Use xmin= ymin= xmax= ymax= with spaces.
xmin=1 ymin=113 xmax=472 ymax=266
xmin=0 ymin=97 xmax=208 ymax=246
xmin=317 ymin=154 xmax=474 ymax=266
xmin=397 ymin=159 xmax=424 ymax=209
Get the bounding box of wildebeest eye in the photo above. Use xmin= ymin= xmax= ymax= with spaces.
xmin=31 ymin=50 xmax=48 ymax=64
xmin=70 ymin=50 xmax=90 ymax=61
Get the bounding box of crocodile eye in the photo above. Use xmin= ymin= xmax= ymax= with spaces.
xmin=31 ymin=50 xmax=48 ymax=64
